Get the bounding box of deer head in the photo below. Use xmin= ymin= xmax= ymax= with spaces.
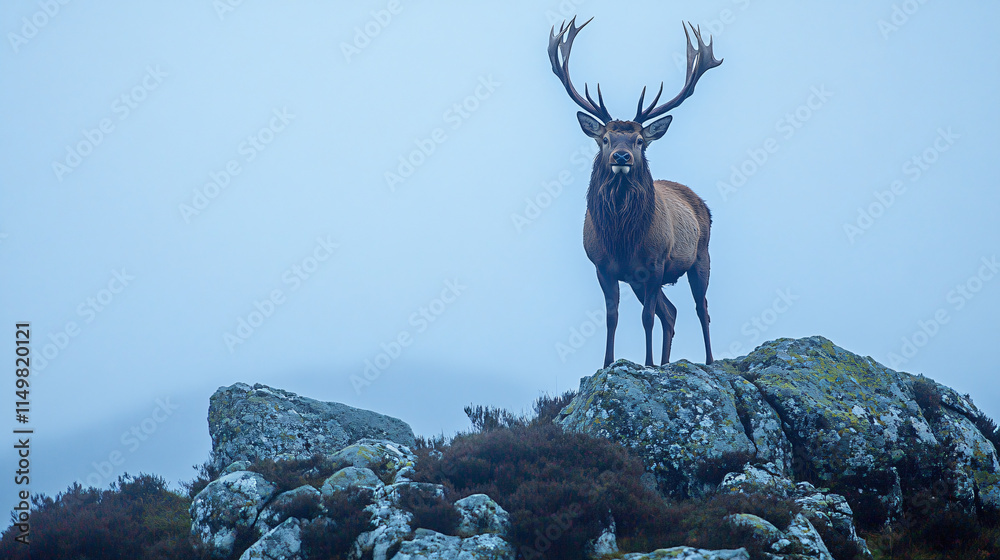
xmin=548 ymin=17 xmax=722 ymax=177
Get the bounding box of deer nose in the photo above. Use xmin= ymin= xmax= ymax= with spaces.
xmin=613 ymin=151 xmax=631 ymax=164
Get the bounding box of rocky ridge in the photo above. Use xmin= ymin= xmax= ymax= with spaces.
xmin=189 ymin=337 xmax=1000 ymax=559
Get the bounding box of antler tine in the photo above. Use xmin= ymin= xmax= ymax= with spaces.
xmin=634 ymin=21 xmax=722 ymax=124
xmin=548 ymin=16 xmax=613 ymax=124
xmin=584 ymin=83 xmax=611 ymax=124
xmin=634 ymin=83 xmax=664 ymax=123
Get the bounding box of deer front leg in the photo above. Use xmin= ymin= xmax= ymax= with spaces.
xmin=641 ymin=281 xmax=658 ymax=367
xmin=596 ymin=267 xmax=619 ymax=368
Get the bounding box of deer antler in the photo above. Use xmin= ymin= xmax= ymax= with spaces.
xmin=549 ymin=17 xmax=614 ymax=124
xmin=634 ymin=22 xmax=723 ymax=124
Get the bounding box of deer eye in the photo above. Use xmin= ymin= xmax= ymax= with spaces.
xmin=602 ymin=136 xmax=609 ymax=144
xmin=636 ymin=137 xmax=643 ymax=145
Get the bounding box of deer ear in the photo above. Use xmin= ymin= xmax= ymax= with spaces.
xmin=642 ymin=115 xmax=672 ymax=142
xmin=577 ymin=112 xmax=605 ymax=139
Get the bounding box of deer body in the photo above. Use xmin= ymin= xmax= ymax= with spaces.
xmin=584 ymin=179 xmax=706 ymax=286
xmin=549 ymin=17 xmax=720 ymax=367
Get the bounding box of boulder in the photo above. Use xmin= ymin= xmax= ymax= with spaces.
xmin=555 ymin=359 xmax=791 ymax=497
xmin=619 ymin=547 xmax=749 ymax=560
xmin=190 ymin=471 xmax=277 ymax=558
xmin=718 ymin=463 xmax=796 ymax=497
xmin=331 ymin=438 xmax=417 ymax=483
xmin=256 ymin=485 xmax=322 ymax=536
xmin=558 ymin=336 xmax=1000 ymax=527
xmin=454 ymin=494 xmax=511 ymax=538
xmin=719 ymin=463 xmax=871 ymax=558
xmin=321 ymin=466 xmax=384 ymax=497
xmin=391 ymin=528 xmax=516 ymax=560
xmin=239 ymin=517 xmax=302 ymax=560
xmin=724 ymin=513 xmax=783 ymax=546
xmin=585 ymin=515 xmax=618 ymax=559
xmin=792 ymin=482 xmax=871 ymax=559
xmin=782 ymin=514 xmax=833 ymax=560
xmin=209 ymin=382 xmax=415 ymax=470
xmin=744 ymin=337 xmax=1000 ymax=524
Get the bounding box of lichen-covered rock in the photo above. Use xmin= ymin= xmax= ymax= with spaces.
xmin=239 ymin=517 xmax=302 ymax=560
xmin=923 ymin=404 xmax=1000 ymax=511
xmin=332 ymin=438 xmax=417 ymax=483
xmin=321 ymin=466 xmax=384 ymax=497
xmin=782 ymin=514 xmax=833 ymax=560
xmin=209 ymin=382 xmax=416 ymax=470
xmin=256 ymin=485 xmax=321 ymax=536
xmin=719 ymin=463 xmax=796 ymax=497
xmin=391 ymin=528 xmax=516 ymax=560
xmin=560 ymin=336 xmax=1000 ymax=528
xmin=724 ymin=513 xmax=783 ymax=547
xmin=350 ymin=481 xmax=455 ymax=560
xmin=619 ymin=547 xmax=749 ymax=560
xmin=585 ymin=515 xmax=618 ymax=559
xmin=719 ymin=464 xmax=870 ymax=558
xmin=742 ymin=337 xmax=1000 ymax=525
xmin=223 ymin=460 xmax=251 ymax=475
xmin=555 ymin=359 xmax=790 ymax=497
xmin=793 ymin=482 xmax=872 ymax=559
xmin=454 ymin=494 xmax=511 ymax=538
xmin=190 ymin=471 xmax=277 ymax=558
xmin=741 ymin=338 xmax=935 ymax=523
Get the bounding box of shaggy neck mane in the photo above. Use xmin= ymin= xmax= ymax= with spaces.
xmin=586 ymin=154 xmax=655 ymax=261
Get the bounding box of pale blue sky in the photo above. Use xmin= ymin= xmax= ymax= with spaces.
xmin=2 ymin=1 xmax=999 ymax=507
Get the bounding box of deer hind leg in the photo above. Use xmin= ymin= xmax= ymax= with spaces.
xmin=658 ymin=292 xmax=677 ymax=365
xmin=687 ymin=251 xmax=714 ymax=365
xmin=629 ymin=283 xmax=675 ymax=367
xmin=597 ymin=268 xmax=620 ymax=368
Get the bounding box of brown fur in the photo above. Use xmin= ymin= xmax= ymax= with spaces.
xmin=582 ymin=120 xmax=714 ymax=367
xmin=548 ymin=18 xmax=721 ymax=368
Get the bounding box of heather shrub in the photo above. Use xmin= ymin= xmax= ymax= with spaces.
xmin=413 ymin=419 xmax=803 ymax=560
xmin=300 ymin=487 xmax=374 ymax=560
xmin=974 ymin=412 xmax=1000 ymax=454
xmin=529 ymin=391 xmax=576 ymax=425
xmin=246 ymin=454 xmax=345 ymax=493
xmin=272 ymin=489 xmax=323 ymax=521
xmin=0 ymin=473 xmax=196 ymax=560
xmin=396 ymin=484 xmax=460 ymax=535
xmin=863 ymin=495 xmax=1000 ymax=560
xmin=463 ymin=404 xmax=526 ymax=432
xmin=182 ymin=456 xmax=222 ymax=499
xmin=912 ymin=376 xmax=943 ymax=421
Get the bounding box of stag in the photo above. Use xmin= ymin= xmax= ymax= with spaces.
xmin=549 ymin=16 xmax=720 ymax=367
